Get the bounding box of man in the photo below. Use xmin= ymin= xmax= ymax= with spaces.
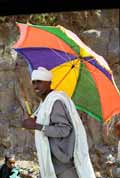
xmin=0 ymin=153 xmax=21 ymax=178
xmin=113 ymin=120 xmax=120 ymax=162
xmin=22 ymin=66 xmax=96 ymax=178
xmin=113 ymin=120 xmax=120 ymax=138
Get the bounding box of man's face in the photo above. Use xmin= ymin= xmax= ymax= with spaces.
xmin=32 ymin=80 xmax=51 ymax=97
xmin=7 ymin=158 xmax=15 ymax=169
xmin=113 ymin=121 xmax=120 ymax=138
xmin=114 ymin=128 xmax=120 ymax=138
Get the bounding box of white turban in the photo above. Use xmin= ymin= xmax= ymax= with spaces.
xmin=31 ymin=67 xmax=52 ymax=81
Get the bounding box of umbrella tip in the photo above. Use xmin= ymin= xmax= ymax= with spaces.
xmin=71 ymin=64 xmax=75 ymax=69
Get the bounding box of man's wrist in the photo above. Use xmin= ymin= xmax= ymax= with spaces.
xmin=35 ymin=123 xmax=43 ymax=130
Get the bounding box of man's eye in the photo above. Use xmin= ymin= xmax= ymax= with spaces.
xmin=32 ymin=81 xmax=36 ymax=85
xmin=32 ymin=80 xmax=41 ymax=84
xmin=37 ymin=80 xmax=41 ymax=83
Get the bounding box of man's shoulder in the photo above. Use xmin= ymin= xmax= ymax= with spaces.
xmin=0 ymin=163 xmax=6 ymax=170
xmin=53 ymin=99 xmax=65 ymax=106
xmin=0 ymin=164 xmax=8 ymax=176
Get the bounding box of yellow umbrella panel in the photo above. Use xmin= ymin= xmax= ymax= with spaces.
xmin=51 ymin=59 xmax=80 ymax=97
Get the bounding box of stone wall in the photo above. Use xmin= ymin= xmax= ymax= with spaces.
xmin=0 ymin=60 xmax=37 ymax=160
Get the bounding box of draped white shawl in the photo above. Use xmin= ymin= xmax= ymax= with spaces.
xmin=34 ymin=91 xmax=96 ymax=178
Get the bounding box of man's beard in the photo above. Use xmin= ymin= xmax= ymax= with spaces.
xmin=35 ymin=91 xmax=47 ymax=100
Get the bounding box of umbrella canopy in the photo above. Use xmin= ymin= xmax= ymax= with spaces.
xmin=13 ymin=22 xmax=120 ymax=123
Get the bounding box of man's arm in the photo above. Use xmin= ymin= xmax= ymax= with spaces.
xmin=0 ymin=165 xmax=3 ymax=177
xmin=42 ymin=100 xmax=73 ymax=138
xmin=22 ymin=100 xmax=72 ymax=138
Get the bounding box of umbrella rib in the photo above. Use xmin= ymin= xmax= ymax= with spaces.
xmin=82 ymin=61 xmax=111 ymax=88
xmin=52 ymin=64 xmax=71 ymax=73
xmin=55 ymin=36 xmax=79 ymax=63
xmin=79 ymin=62 xmax=96 ymax=87
xmin=50 ymin=47 xmax=78 ymax=65
xmin=72 ymin=59 xmax=80 ymax=80
xmin=54 ymin=67 xmax=72 ymax=90
xmin=56 ymin=37 xmax=73 ymax=62
xmin=73 ymin=66 xmax=78 ymax=80
xmin=52 ymin=59 xmax=80 ymax=74
xmin=50 ymin=48 xmax=69 ymax=62
xmin=54 ymin=59 xmax=80 ymax=89
xmin=83 ymin=57 xmax=112 ymax=81
xmin=78 ymin=63 xmax=103 ymax=108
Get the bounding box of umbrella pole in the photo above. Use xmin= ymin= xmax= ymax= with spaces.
xmin=15 ymin=62 xmax=32 ymax=116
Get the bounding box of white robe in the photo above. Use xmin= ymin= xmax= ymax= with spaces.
xmin=34 ymin=91 xmax=96 ymax=178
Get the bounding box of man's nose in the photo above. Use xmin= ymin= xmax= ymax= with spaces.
xmin=11 ymin=163 xmax=15 ymax=167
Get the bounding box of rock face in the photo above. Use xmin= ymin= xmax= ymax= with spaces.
xmin=0 ymin=9 xmax=119 ymax=176
xmin=0 ymin=59 xmax=37 ymax=159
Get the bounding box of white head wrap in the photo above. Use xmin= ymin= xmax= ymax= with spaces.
xmin=31 ymin=67 xmax=52 ymax=81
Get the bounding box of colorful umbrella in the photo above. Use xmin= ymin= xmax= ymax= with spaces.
xmin=13 ymin=22 xmax=120 ymax=123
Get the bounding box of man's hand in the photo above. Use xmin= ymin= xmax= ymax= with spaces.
xmin=22 ymin=118 xmax=36 ymax=130
xmin=22 ymin=117 xmax=43 ymax=130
